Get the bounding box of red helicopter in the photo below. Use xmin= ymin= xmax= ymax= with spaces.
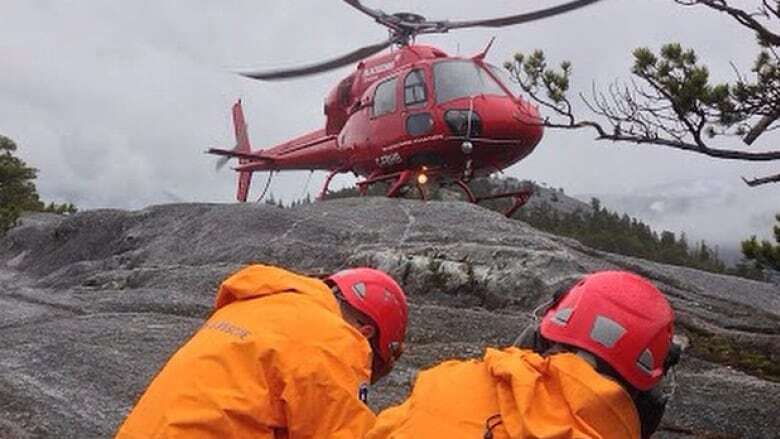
xmin=209 ymin=0 xmax=602 ymax=216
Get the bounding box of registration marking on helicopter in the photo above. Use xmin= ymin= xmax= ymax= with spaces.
xmin=362 ymin=54 xmax=402 ymax=81
xmin=383 ymin=134 xmax=445 ymax=152
xmin=363 ymin=61 xmax=396 ymax=80
xmin=376 ymin=152 xmax=403 ymax=168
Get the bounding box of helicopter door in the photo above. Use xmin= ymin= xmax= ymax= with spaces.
xmin=402 ymin=69 xmax=434 ymax=137
xmin=368 ymin=76 xmax=406 ymax=169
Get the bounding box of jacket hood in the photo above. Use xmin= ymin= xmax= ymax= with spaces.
xmin=214 ymin=264 xmax=339 ymax=313
xmin=485 ymin=347 xmax=641 ymax=439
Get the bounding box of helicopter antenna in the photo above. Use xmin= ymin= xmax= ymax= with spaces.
xmin=467 ymin=97 xmax=475 ymax=140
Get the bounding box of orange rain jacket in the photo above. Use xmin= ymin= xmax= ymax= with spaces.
xmin=367 ymin=347 xmax=640 ymax=439
xmin=115 ymin=264 xmax=375 ymax=439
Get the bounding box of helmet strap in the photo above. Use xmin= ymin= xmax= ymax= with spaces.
xmin=513 ymin=322 xmax=551 ymax=353
xmin=530 ymin=283 xmax=572 ymax=322
xmin=574 ymin=349 xmax=598 ymax=368
xmin=517 ymin=283 xmax=574 ymax=352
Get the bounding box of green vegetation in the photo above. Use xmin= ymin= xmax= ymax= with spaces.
xmin=681 ymin=322 xmax=780 ymax=383
xmin=741 ymin=213 xmax=780 ymax=272
xmin=513 ymin=196 xmax=729 ymax=274
xmin=425 ymin=254 xmax=451 ymax=293
xmin=0 ymin=134 xmax=76 ymax=236
xmin=324 ymin=182 xmax=393 ymax=199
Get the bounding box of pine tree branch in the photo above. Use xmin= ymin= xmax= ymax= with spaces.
xmin=535 ymin=109 xmax=780 ymax=160
xmin=676 ymin=0 xmax=780 ymax=46
xmin=763 ymin=0 xmax=780 ymax=19
xmin=507 ymin=42 xmax=780 ymax=186
xmin=742 ymin=172 xmax=780 ymax=186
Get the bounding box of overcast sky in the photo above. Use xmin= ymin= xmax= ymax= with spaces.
xmin=1 ymin=0 xmax=777 ymax=252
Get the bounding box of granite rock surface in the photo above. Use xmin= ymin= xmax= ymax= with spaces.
xmin=0 ymin=198 xmax=777 ymax=438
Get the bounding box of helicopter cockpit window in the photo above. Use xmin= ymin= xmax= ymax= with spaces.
xmin=404 ymin=69 xmax=427 ymax=107
xmin=434 ymin=60 xmax=507 ymax=104
xmin=373 ymin=77 xmax=398 ymax=117
xmin=487 ymin=64 xmax=520 ymax=97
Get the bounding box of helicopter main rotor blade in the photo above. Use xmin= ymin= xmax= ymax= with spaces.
xmin=440 ymin=0 xmax=604 ymax=30
xmin=342 ymin=0 xmax=385 ymax=22
xmin=341 ymin=0 xmax=410 ymax=32
xmin=238 ymin=36 xmax=396 ymax=81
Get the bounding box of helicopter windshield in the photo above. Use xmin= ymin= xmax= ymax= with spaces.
xmin=487 ymin=63 xmax=521 ymax=97
xmin=434 ymin=60 xmax=508 ymax=104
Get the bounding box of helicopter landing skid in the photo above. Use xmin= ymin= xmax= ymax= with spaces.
xmin=453 ymin=180 xmax=533 ymax=218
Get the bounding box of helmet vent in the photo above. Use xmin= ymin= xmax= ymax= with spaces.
xmin=352 ymin=282 xmax=367 ymax=298
xmin=552 ymin=308 xmax=573 ymax=325
xmin=590 ymin=316 xmax=626 ymax=348
xmin=637 ymin=349 xmax=654 ymax=374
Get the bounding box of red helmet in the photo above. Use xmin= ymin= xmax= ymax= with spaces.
xmin=540 ymin=271 xmax=674 ymax=391
xmin=327 ymin=268 xmax=408 ymax=379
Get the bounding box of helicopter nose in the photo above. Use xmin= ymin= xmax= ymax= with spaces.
xmin=443 ymin=96 xmax=543 ymax=150
xmin=513 ymin=100 xmax=543 ymax=147
xmin=473 ymin=96 xmax=543 ymax=147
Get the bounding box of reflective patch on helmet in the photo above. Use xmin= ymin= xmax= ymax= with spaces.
xmin=552 ymin=308 xmax=573 ymax=325
xmin=352 ymin=282 xmax=367 ymax=299
xmin=637 ymin=349 xmax=654 ymax=375
xmin=590 ymin=316 xmax=626 ymax=348
xmin=358 ymin=382 xmax=369 ymax=404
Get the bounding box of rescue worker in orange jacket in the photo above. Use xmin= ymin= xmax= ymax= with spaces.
xmin=367 ymin=271 xmax=681 ymax=439
xmin=115 ymin=264 xmax=408 ymax=439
